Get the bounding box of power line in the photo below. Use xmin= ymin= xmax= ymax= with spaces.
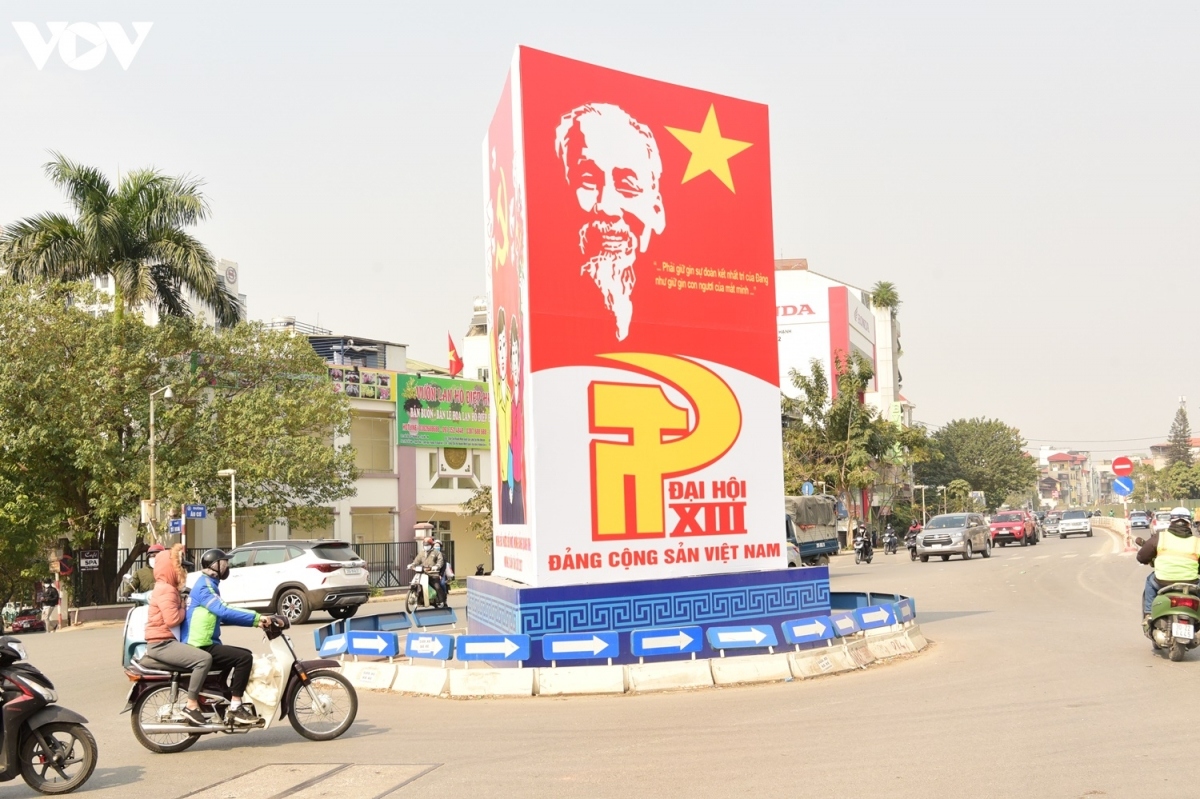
xmin=1024 ymin=436 xmax=1164 ymax=444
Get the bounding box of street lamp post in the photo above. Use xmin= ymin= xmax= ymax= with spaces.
xmin=937 ymin=485 xmax=947 ymax=515
xmin=148 ymin=386 xmax=174 ymax=532
xmin=915 ymin=484 xmax=929 ymax=524
xmin=218 ymin=469 xmax=237 ymax=549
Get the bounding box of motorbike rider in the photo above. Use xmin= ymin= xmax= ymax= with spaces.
xmin=854 ymin=521 xmax=874 ymax=559
xmin=409 ymin=537 xmax=445 ymax=606
xmin=144 ymin=544 xmax=212 ymax=726
xmin=185 ymin=549 xmax=271 ymax=725
xmin=432 ymin=540 xmax=452 ymax=605
xmin=1136 ymin=507 xmax=1200 ymax=633
xmin=884 ymin=523 xmax=897 ymax=551
xmin=122 ymin=543 xmax=164 ymax=598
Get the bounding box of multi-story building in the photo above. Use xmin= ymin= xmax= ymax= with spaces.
xmin=1037 ymin=449 xmax=1093 ymax=508
xmin=132 ymin=318 xmax=494 ymax=587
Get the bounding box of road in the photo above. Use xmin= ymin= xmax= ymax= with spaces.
xmin=6 ymin=528 xmax=1182 ymax=799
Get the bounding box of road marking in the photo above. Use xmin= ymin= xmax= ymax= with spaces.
xmin=1008 ymin=556 xmax=1024 ymax=560
xmin=1035 ymin=555 xmax=1050 ymax=559
xmin=1061 ymin=554 xmax=1078 ymax=558
xmin=1090 ymin=553 xmax=1104 ymax=558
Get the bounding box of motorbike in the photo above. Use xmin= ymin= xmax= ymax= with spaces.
xmin=406 ymin=565 xmax=447 ymax=613
xmin=0 ymin=636 xmax=96 ymax=794
xmin=1135 ymin=538 xmax=1200 ymax=662
xmin=905 ymin=532 xmax=919 ymax=561
xmin=122 ymin=602 xmax=357 ymax=753
xmin=853 ymin=535 xmax=873 ymax=565
xmin=883 ymin=531 xmax=898 ymax=555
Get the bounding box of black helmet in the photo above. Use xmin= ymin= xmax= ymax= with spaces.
xmin=200 ymin=549 xmax=230 ymax=571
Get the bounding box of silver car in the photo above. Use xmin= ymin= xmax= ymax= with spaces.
xmin=916 ymin=513 xmax=992 ymax=562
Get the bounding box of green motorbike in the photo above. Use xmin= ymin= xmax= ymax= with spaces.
xmin=1148 ymin=582 xmax=1200 ymax=662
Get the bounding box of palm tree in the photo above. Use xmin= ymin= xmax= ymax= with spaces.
xmin=869 ymin=281 xmax=901 ymax=316
xmin=0 ymin=153 xmax=240 ymax=326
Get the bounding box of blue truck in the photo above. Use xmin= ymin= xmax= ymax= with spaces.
xmin=785 ymin=495 xmax=840 ymax=566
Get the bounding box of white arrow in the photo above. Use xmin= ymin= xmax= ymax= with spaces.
xmin=551 ymin=636 xmax=609 ymax=656
xmin=716 ymin=628 xmax=767 ymax=645
xmin=862 ymin=609 xmax=891 ymax=624
xmin=356 ymin=635 xmax=389 ymax=653
xmin=319 ymin=634 xmax=344 ymax=653
xmin=790 ymin=620 xmax=827 ymax=638
xmin=463 ymin=638 xmax=520 ymax=657
xmin=834 ymin=617 xmax=856 ymax=631
xmin=641 ymin=631 xmax=694 ymax=650
xmin=409 ymin=636 xmax=445 ymax=656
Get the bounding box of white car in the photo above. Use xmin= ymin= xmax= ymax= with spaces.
xmin=1153 ymin=512 xmax=1173 ymax=534
xmin=218 ymin=540 xmax=371 ymax=624
xmin=1058 ymin=509 xmax=1093 ymax=538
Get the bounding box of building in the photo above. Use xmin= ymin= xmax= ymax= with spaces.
xmin=1149 ymin=438 xmax=1200 ymax=471
xmin=91 ymin=257 xmax=246 ymax=327
xmin=127 ymin=318 xmax=494 ymax=586
xmin=1037 ymin=449 xmax=1094 ymax=508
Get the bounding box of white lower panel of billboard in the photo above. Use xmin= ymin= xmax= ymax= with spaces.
xmin=490 ymin=358 xmax=785 ymax=588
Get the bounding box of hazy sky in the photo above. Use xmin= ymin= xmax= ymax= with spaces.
xmin=2 ymin=2 xmax=1197 ymax=458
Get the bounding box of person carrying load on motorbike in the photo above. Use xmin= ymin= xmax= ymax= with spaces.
xmin=1137 ymin=507 xmax=1200 ymax=633
xmin=409 ymin=537 xmax=444 ymax=606
xmin=433 ymin=539 xmax=453 ymax=604
xmin=186 ymin=549 xmax=271 ymax=726
xmin=144 ymin=544 xmax=212 ymax=726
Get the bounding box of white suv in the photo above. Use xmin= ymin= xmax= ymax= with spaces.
xmin=218 ymin=540 xmax=371 ymax=624
xmin=1058 ymin=509 xmax=1093 ymax=538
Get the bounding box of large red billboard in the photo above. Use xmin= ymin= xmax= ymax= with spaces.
xmin=485 ymin=48 xmax=783 ymax=587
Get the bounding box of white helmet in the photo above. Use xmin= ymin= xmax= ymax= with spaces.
xmin=1170 ymin=507 xmax=1192 ymax=520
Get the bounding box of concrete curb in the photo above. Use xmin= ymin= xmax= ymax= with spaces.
xmin=366 ymin=624 xmax=927 ymax=699
xmin=536 ymin=664 xmax=627 ymax=696
xmin=710 ymin=653 xmax=793 ymax=686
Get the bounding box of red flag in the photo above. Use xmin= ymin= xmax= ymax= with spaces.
xmin=448 ymin=333 xmax=463 ymax=377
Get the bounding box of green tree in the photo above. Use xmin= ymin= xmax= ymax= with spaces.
xmin=782 ymin=352 xmax=930 ymax=522
xmin=869 ymin=281 xmax=901 ymax=316
xmin=462 ymin=486 xmax=493 ymax=556
xmin=947 ymin=479 xmax=973 ymax=512
xmin=0 ymin=154 xmax=240 ymax=326
xmin=1168 ymin=406 xmax=1194 ymax=468
xmin=0 ymin=282 xmax=355 ymax=600
xmin=1129 ymin=462 xmax=1161 ymax=507
xmin=915 ymin=418 xmax=1038 ymax=510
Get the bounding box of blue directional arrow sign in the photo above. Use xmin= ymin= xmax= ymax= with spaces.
xmin=706 ymin=625 xmax=778 ymax=650
xmin=346 ymin=630 xmax=399 ymax=658
xmin=541 ymin=632 xmax=619 ymax=661
xmin=801 ymin=481 xmax=815 ymax=496
xmin=1112 ymin=476 xmax=1134 ymax=497
xmin=830 ymin=612 xmax=860 ymax=637
xmin=456 ymin=634 xmax=530 ymax=662
xmin=184 ymin=504 xmax=207 ymax=519
xmin=317 ymin=633 xmax=348 ymax=657
xmin=630 ymin=626 xmax=703 ymax=657
xmin=781 ymin=616 xmax=835 ymax=645
xmin=405 ymin=633 xmax=454 ymax=660
xmin=854 ymin=604 xmax=897 ymax=630
xmin=895 ymin=599 xmax=915 ymax=623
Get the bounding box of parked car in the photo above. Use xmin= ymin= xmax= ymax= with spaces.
xmin=787 ymin=540 xmax=802 ymax=567
xmin=1130 ymin=511 xmax=1151 ymax=530
xmin=1044 ymin=512 xmax=1061 ymax=535
xmin=990 ymin=510 xmax=1038 ymax=547
xmin=1153 ymin=511 xmax=1173 ymax=534
xmin=916 ymin=513 xmax=992 ymax=561
xmin=1059 ymin=509 xmax=1094 ymax=538
xmin=9 ymin=608 xmax=44 ymax=634
xmin=220 ymin=539 xmax=372 ymax=624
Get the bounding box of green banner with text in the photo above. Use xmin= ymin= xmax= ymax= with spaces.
xmin=397 ymin=374 xmax=490 ymax=448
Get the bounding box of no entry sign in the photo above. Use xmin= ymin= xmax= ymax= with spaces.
xmin=1112 ymin=456 xmax=1134 ymax=477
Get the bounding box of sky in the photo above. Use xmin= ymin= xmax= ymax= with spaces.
xmin=2 ymin=1 xmax=1198 ymax=459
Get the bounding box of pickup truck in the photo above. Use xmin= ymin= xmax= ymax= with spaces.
xmin=785 ymin=495 xmax=840 ymax=566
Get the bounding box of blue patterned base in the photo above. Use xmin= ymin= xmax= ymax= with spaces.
xmin=467 ymin=568 xmax=831 ymax=667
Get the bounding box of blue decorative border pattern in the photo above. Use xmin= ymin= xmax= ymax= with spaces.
xmin=467 ymin=572 xmax=830 ymax=637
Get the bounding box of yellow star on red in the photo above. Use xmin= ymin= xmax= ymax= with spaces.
xmin=665 ymin=105 xmax=753 ymax=192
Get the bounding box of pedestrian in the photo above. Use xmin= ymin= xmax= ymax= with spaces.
xmin=39 ymin=580 xmax=59 ymax=633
